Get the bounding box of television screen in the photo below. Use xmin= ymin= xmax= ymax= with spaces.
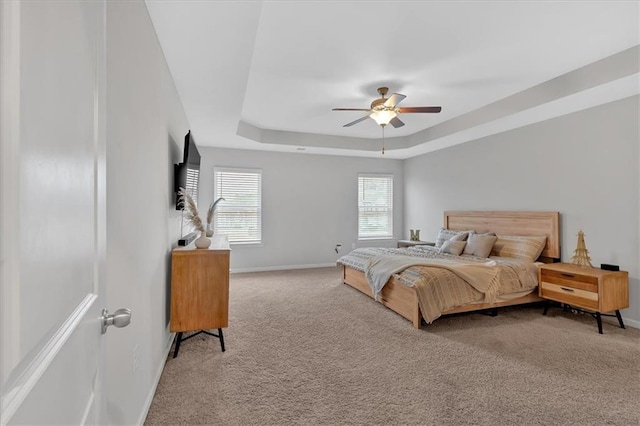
xmin=175 ymin=130 xmax=201 ymax=210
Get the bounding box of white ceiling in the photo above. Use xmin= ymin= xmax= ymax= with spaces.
xmin=145 ymin=1 xmax=639 ymax=159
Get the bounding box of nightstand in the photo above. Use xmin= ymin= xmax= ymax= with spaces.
xmin=538 ymin=263 xmax=629 ymax=334
xmin=397 ymin=240 xmax=435 ymax=248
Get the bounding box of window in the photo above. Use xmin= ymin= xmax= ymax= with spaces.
xmin=358 ymin=174 xmax=393 ymax=240
xmin=185 ymin=167 xmax=200 ymax=207
xmin=214 ymin=168 xmax=262 ymax=244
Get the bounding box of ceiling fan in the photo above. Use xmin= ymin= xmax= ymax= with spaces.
xmin=332 ymin=87 xmax=441 ymax=128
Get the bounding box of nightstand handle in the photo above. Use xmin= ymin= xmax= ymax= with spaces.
xmin=560 ymin=287 xmax=575 ymax=292
xmin=560 ymin=273 xmax=575 ymax=278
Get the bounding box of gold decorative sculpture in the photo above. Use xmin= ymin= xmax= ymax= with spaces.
xmin=571 ymin=230 xmax=594 ymax=267
xmin=410 ymin=229 xmax=420 ymax=241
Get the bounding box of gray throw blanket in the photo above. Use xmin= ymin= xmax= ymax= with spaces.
xmin=364 ymin=255 xmax=500 ymax=301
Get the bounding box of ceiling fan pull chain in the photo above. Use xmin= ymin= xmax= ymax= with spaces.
xmin=382 ymin=125 xmax=385 ymax=154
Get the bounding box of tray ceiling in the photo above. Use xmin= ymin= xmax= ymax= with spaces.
xmin=146 ymin=1 xmax=639 ymax=159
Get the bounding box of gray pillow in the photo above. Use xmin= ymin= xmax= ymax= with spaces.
xmin=462 ymin=232 xmax=498 ymax=258
xmin=435 ymin=227 xmax=471 ymax=248
xmin=440 ymin=240 xmax=466 ymax=256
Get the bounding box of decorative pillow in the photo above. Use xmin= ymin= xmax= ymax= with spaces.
xmin=462 ymin=232 xmax=498 ymax=258
xmin=434 ymin=227 xmax=472 ymax=248
xmin=440 ymin=240 xmax=466 ymax=256
xmin=491 ymin=235 xmax=547 ymax=261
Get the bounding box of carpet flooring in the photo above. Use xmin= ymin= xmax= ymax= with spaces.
xmin=146 ymin=267 xmax=640 ymax=425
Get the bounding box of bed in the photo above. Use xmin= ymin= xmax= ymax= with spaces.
xmin=338 ymin=211 xmax=561 ymax=328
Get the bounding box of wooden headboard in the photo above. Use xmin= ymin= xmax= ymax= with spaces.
xmin=444 ymin=211 xmax=560 ymax=261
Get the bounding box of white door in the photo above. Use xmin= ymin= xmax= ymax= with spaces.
xmin=1 ymin=1 xmax=118 ymax=424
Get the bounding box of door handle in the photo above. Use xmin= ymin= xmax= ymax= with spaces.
xmin=101 ymin=308 xmax=132 ymax=334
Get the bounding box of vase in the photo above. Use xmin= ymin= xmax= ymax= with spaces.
xmin=194 ymin=231 xmax=211 ymax=249
xmin=205 ymin=225 xmax=213 ymax=238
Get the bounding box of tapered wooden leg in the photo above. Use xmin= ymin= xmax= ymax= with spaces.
xmin=595 ymin=313 xmax=603 ymax=334
xmin=218 ymin=328 xmax=225 ymax=352
xmin=173 ymin=332 xmax=183 ymax=358
xmin=615 ymin=310 xmax=625 ymax=329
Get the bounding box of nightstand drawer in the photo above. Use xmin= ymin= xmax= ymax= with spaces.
xmin=540 ymin=281 xmax=599 ymax=310
xmin=540 ymin=269 xmax=598 ymax=292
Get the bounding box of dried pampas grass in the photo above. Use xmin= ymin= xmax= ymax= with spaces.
xmin=206 ymin=197 xmax=225 ymax=228
xmin=178 ymin=187 xmax=204 ymax=233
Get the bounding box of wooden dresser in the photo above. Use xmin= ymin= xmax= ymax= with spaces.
xmin=538 ymin=263 xmax=629 ymax=334
xmin=170 ymin=235 xmax=230 ymax=357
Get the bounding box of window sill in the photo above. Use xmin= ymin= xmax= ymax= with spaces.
xmin=230 ymin=242 xmax=263 ymax=248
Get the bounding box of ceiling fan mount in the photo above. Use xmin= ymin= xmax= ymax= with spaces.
xmin=332 ymin=86 xmax=442 ymax=128
xmin=370 ymin=87 xmax=390 ymax=109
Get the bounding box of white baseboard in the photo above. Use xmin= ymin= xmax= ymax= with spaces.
xmin=136 ymin=333 xmax=175 ymax=425
xmin=622 ymin=316 xmax=639 ymax=329
xmin=230 ymin=263 xmax=338 ymax=274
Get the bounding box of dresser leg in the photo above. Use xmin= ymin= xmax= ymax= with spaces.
xmin=218 ymin=328 xmax=225 ymax=352
xmin=595 ymin=313 xmax=603 ymax=334
xmin=615 ymin=310 xmax=625 ymax=329
xmin=173 ymin=332 xmax=183 ymax=358
xmin=542 ymin=301 xmax=549 ymax=316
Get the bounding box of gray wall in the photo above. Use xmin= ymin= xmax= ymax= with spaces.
xmin=198 ymin=148 xmax=404 ymax=272
xmin=404 ymin=96 xmax=639 ymax=326
xmin=106 ymin=2 xmax=189 ymax=424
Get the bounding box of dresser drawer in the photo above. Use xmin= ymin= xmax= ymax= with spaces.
xmin=540 ymin=268 xmax=598 ymax=292
xmin=540 ymin=281 xmax=599 ymax=310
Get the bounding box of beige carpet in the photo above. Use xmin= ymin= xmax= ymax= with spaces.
xmin=146 ymin=267 xmax=640 ymax=425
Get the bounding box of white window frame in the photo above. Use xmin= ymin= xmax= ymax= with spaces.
xmin=213 ymin=167 xmax=262 ymax=245
xmin=357 ymin=173 xmax=394 ymax=240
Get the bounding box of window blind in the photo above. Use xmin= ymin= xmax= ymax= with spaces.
xmin=185 ymin=168 xmax=200 ymax=207
xmin=214 ymin=168 xmax=262 ymax=244
xmin=358 ymin=174 xmax=393 ymax=239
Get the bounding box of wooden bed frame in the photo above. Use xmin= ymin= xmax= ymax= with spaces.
xmin=342 ymin=211 xmax=561 ymax=328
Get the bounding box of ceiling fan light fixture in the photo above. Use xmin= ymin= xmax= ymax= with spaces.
xmin=333 ymin=87 xmax=441 ymax=129
xmin=370 ymin=109 xmax=397 ymax=126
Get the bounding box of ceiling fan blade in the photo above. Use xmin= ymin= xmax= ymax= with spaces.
xmin=384 ymin=93 xmax=406 ymax=108
xmin=343 ymin=115 xmax=371 ymax=127
xmin=332 ymin=108 xmax=371 ymax=111
xmin=397 ymin=106 xmax=442 ymax=113
xmin=389 ymin=117 xmax=404 ymax=128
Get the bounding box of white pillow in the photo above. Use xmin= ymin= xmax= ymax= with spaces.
xmin=440 ymin=240 xmax=466 ymax=256
xmin=462 ymin=232 xmax=498 ymax=258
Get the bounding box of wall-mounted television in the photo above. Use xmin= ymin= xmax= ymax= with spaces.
xmin=174 ymin=130 xmax=201 ymax=210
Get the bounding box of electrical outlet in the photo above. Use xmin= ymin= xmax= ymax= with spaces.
xmin=132 ymin=344 xmax=139 ymax=373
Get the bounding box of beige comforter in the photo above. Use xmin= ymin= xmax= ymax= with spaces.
xmin=337 ymin=247 xmax=539 ymax=324
xmin=397 ymin=257 xmax=538 ymax=323
xmin=364 ymin=255 xmax=501 ymax=302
